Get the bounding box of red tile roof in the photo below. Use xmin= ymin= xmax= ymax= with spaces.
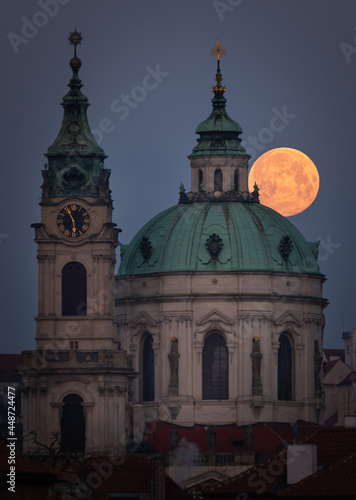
xmin=204 ymin=449 xmax=288 ymax=495
xmin=303 ymin=428 xmax=356 ymax=465
xmin=323 ymin=358 xmax=339 ymax=376
xmin=204 ymin=427 xmax=356 ymax=498
xmin=324 ymin=348 xmax=345 ymax=362
xmin=0 ymin=354 xmax=21 ymax=382
xmin=88 ymin=456 xmax=151 ymax=496
xmin=337 ymin=370 xmax=356 ymax=387
xmin=81 ymin=456 xmax=191 ymax=499
xmin=0 ymin=441 xmax=59 ymax=476
xmin=278 ymin=454 xmax=356 ymax=497
xmin=0 ymin=449 xmax=190 ymax=498
xmin=144 ymin=421 xmax=319 ymax=455
xmin=325 ymin=410 xmax=338 ymax=427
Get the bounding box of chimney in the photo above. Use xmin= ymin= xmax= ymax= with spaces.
xmin=287 ymin=445 xmax=317 ymax=484
xmin=344 ymin=415 xmax=356 ymax=427
xmin=153 ymin=456 xmax=166 ymax=500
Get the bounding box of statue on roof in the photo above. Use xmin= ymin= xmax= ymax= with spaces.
xmin=207 ymin=425 xmax=217 ymax=452
xmin=244 ymin=425 xmax=255 ymax=453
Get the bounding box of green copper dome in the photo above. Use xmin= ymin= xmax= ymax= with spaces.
xmin=119 ymin=46 xmax=320 ymax=278
xmin=118 ymin=202 xmax=321 ymax=276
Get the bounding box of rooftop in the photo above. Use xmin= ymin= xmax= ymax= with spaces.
xmin=324 ymin=348 xmax=345 ymax=362
xmin=144 ymin=420 xmax=320 ymax=455
xmin=118 ymin=202 xmax=322 ymax=276
xmin=0 ymin=441 xmax=59 ymax=477
xmin=203 ymin=427 xmax=356 ymax=498
xmin=337 ymin=370 xmax=356 ymax=387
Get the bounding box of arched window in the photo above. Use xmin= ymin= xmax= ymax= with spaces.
xmin=142 ymin=335 xmax=155 ymax=402
xmin=60 ymin=394 xmax=85 ymax=452
xmin=278 ymin=334 xmax=293 ymax=401
xmin=214 ymin=169 xmax=223 ymax=191
xmin=62 ymin=262 xmax=87 ymax=316
xmin=203 ymin=333 xmax=228 ymax=400
xmin=199 ymin=169 xmax=203 ymax=189
xmin=234 ymin=169 xmax=239 ymax=191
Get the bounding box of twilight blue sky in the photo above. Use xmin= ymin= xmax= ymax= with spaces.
xmin=1 ymin=0 xmax=356 ymax=352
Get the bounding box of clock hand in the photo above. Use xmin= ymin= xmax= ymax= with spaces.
xmin=68 ymin=210 xmax=75 ymax=224
xmin=65 ymin=208 xmax=77 ymax=232
xmin=66 ymin=207 xmax=76 ymax=232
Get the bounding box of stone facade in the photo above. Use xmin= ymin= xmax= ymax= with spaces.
xmin=22 ymin=193 xmax=134 ymax=454
xmin=116 ymin=269 xmax=326 ymax=441
xmin=337 ymin=373 xmax=356 ymax=426
xmin=190 ymin=155 xmax=249 ymax=195
xmin=21 ymin=40 xmax=327 ymax=474
xmin=343 ymin=329 xmax=356 ymax=370
xmin=21 ymin=350 xmax=131 ymax=454
xmin=324 ymin=358 xmax=352 ymax=423
xmin=21 ymin=44 xmax=134 ymax=455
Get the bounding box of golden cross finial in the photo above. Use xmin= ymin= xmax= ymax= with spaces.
xmin=211 ymin=40 xmax=226 ymax=94
xmin=68 ymin=28 xmax=83 ymax=57
xmin=210 ymin=40 xmax=226 ymax=60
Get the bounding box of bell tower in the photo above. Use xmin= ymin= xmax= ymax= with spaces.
xmin=21 ymin=31 xmax=134 ymax=455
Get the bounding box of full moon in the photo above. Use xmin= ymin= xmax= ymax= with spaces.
xmin=248 ymin=147 xmax=320 ymax=217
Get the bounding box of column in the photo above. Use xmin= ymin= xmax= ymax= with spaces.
xmin=43 ymin=256 xmax=50 ymax=316
xmin=37 ymin=256 xmax=45 ymax=315
xmin=49 ymin=255 xmax=56 ymax=314
xmin=116 ymin=386 xmax=127 ymax=453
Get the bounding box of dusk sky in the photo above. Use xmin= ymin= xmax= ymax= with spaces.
xmin=1 ymin=0 xmax=356 ymax=353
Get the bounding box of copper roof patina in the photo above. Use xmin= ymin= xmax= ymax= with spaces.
xmin=118 ymin=201 xmax=321 ymax=276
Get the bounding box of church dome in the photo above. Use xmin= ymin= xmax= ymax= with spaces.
xmin=119 ymin=45 xmax=321 ymax=279
xmin=118 ymin=201 xmax=320 ymax=276
xmin=116 ymin=43 xmax=326 ymax=434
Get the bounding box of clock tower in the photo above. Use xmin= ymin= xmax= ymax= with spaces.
xmin=21 ymin=31 xmax=134 ymax=455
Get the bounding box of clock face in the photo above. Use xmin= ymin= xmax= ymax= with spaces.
xmin=57 ymin=204 xmax=90 ymax=238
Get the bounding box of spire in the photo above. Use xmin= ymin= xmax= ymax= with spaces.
xmin=210 ymin=40 xmax=226 ymax=95
xmin=47 ymin=29 xmax=105 ymax=158
xmin=189 ymin=41 xmax=247 ymax=158
xmin=64 ymin=28 xmax=85 ymax=103
xmin=187 ymin=42 xmax=251 ymax=201
xmin=43 ymin=31 xmax=111 ymax=202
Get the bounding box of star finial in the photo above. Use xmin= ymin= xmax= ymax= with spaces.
xmin=210 ymin=40 xmax=226 ymax=60
xmin=68 ymin=28 xmax=83 ymax=58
